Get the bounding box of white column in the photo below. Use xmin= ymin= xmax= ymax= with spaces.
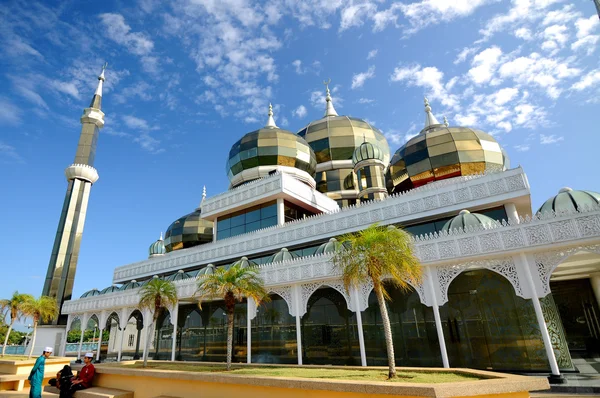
xmin=295 ymin=316 xmax=302 ymax=365
xmin=519 ymin=254 xmax=561 ymax=376
xmin=213 ymin=218 xmax=218 ymax=242
xmin=427 ymin=267 xmax=450 ymax=368
xmin=77 ymin=324 xmax=84 ymax=361
xmin=142 ymin=324 xmax=149 ymax=362
xmin=117 ymin=327 xmax=124 ymax=362
xmin=590 ymin=273 xmax=600 ymax=309
xmin=247 ymin=303 xmax=252 ymax=364
xmin=171 ymin=304 xmax=179 ymax=362
xmin=352 ymin=288 xmax=367 ymax=366
xmin=504 ymin=203 xmax=519 ymax=222
xmin=276 ymin=198 xmax=285 ymax=226
xmin=96 ymin=328 xmax=103 ymax=362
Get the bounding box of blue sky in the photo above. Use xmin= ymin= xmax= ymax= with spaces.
xmin=0 ymin=0 xmax=598 ymax=328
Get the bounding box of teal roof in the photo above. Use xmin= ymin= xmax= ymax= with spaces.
xmin=268 ymin=248 xmax=298 ymax=263
xmin=119 ymin=280 xmax=141 ymax=291
xmin=165 ymin=270 xmax=197 ymax=282
xmin=80 ymin=289 xmax=101 ymax=298
xmin=197 ymin=264 xmax=215 ymax=276
xmin=537 ymin=187 xmax=600 ymax=214
xmin=441 ymin=210 xmax=496 ymax=233
xmin=99 ymin=285 xmax=121 ymax=294
xmin=352 ymin=141 xmax=385 ymax=165
xmin=149 ymin=234 xmax=166 ymax=257
xmin=225 ymin=257 xmax=258 ymax=270
xmin=315 ymin=238 xmax=343 ymax=255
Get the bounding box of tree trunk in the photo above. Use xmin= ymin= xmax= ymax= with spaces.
xmin=27 ymin=321 xmax=38 ymax=360
xmin=143 ymin=314 xmax=158 ymax=368
xmin=2 ymin=320 xmax=14 ymax=357
xmin=225 ymin=293 xmax=236 ymax=371
xmin=374 ymin=283 xmax=396 ymax=378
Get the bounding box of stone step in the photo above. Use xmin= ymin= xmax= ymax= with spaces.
xmin=44 ymin=385 xmax=133 ymax=398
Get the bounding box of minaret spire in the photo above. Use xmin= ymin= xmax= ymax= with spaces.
xmin=42 ymin=65 xmax=106 ymax=324
xmin=90 ymin=62 xmax=107 ymax=110
xmin=265 ymin=103 xmax=277 ymax=128
xmin=323 ymin=78 xmax=338 ymax=117
xmin=443 ymin=116 xmax=449 ymax=127
xmin=423 ymin=97 xmax=440 ymax=132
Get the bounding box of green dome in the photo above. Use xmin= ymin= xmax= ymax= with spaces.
xmin=225 ymin=257 xmax=258 ymax=270
xmin=165 ymin=208 xmax=213 ymax=253
xmin=268 ymin=248 xmax=298 ymax=263
xmin=80 ymin=289 xmax=100 ymax=298
xmin=119 ymin=280 xmax=141 ymax=291
xmin=537 ymin=187 xmax=600 ymax=214
xmin=149 ymin=234 xmax=166 ymax=257
xmin=315 ymin=238 xmax=343 ymax=255
xmin=441 ymin=210 xmax=496 ymax=233
xmin=99 ymin=285 xmax=121 ymax=295
xmin=352 ymin=141 xmax=385 ymax=165
xmin=197 ymin=264 xmax=215 ymax=276
xmin=165 ymin=270 xmax=196 ymax=282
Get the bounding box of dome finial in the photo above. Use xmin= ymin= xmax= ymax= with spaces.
xmin=90 ymin=62 xmax=108 ymax=109
xmin=159 ymin=231 xmax=163 ymax=240
xmin=443 ymin=116 xmax=449 ymax=127
xmin=423 ymin=97 xmax=440 ymax=132
xmin=202 ymin=185 xmax=206 ymax=202
xmin=265 ymin=103 xmax=278 ymax=128
xmin=323 ymin=78 xmax=338 ymax=117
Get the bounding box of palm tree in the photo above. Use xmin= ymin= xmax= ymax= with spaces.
xmin=138 ymin=278 xmax=178 ymax=367
xmin=196 ymin=263 xmax=269 ymax=370
xmin=20 ymin=296 xmax=59 ymax=359
xmin=0 ymin=291 xmax=33 ymax=357
xmin=332 ymin=224 xmax=422 ymax=379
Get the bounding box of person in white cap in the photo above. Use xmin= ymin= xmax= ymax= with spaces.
xmin=69 ymin=352 xmax=95 ymax=396
xmin=28 ymin=347 xmax=52 ymax=398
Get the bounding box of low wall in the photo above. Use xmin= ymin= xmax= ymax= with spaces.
xmin=0 ymin=357 xmax=71 ymax=376
xmin=91 ymin=362 xmax=550 ymax=398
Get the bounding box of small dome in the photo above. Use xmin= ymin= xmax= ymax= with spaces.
xmin=99 ymin=285 xmax=121 ymax=295
xmin=225 ymin=256 xmax=258 ymax=270
xmin=268 ymin=248 xmax=298 ymax=263
xmin=149 ymin=233 xmax=166 ymax=257
xmin=441 ymin=210 xmax=497 ymax=233
xmin=352 ymin=141 xmax=385 ymax=165
xmin=227 ymin=105 xmax=317 ymax=188
xmin=197 ymin=264 xmax=215 ymax=276
xmin=141 ymin=275 xmax=161 ymax=286
xmin=315 ymin=238 xmax=343 ymax=255
xmin=119 ymin=280 xmax=141 ymax=291
xmin=537 ymin=187 xmax=600 ymax=214
xmin=80 ymin=288 xmax=100 ymax=298
xmin=165 ymin=270 xmax=196 ymax=282
xmin=165 ymin=208 xmax=213 ymax=253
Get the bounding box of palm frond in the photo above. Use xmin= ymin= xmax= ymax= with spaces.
xmin=196 ymin=265 xmax=270 ymax=307
xmin=138 ymin=278 xmax=178 ymax=318
xmin=20 ymin=296 xmax=59 ymax=323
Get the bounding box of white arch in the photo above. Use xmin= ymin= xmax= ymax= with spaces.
xmin=300 ymin=280 xmax=352 ymax=317
xmin=535 ymin=245 xmax=600 ymax=296
xmin=267 ymin=286 xmax=293 ymax=316
xmin=360 ymin=277 xmax=427 ymax=312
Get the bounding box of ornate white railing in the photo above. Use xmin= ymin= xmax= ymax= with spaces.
xmin=113 ymin=168 xmax=530 ymax=283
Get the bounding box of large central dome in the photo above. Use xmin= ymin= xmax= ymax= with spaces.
xmin=226 ymin=104 xmax=317 ymax=188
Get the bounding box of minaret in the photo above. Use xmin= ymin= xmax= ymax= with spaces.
xmin=594 ymin=0 xmax=600 ymax=19
xmin=42 ymin=64 xmax=106 ymax=325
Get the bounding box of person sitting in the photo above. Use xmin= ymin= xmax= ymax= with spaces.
xmin=69 ymin=353 xmax=95 ymax=396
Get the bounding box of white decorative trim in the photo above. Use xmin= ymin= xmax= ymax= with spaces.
xmin=65 ymin=164 xmax=99 ymax=184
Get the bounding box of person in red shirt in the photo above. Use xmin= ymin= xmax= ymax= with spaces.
xmin=69 ymin=352 xmax=95 ymax=396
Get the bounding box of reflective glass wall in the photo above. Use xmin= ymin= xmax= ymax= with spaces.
xmin=362 ymin=283 xmax=442 ymax=366
xmin=151 ymin=312 xmax=173 ymax=360
xmin=217 ymin=201 xmax=277 ymax=240
xmin=251 ymin=294 xmax=297 ymax=364
xmin=440 ymin=270 xmax=549 ymax=371
xmin=176 ymin=301 xmax=247 ymax=362
xmin=301 ymin=287 xmax=361 ymax=365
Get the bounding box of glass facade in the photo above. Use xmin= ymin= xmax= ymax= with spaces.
xmin=302 ymin=287 xmax=361 ymax=365
xmin=251 ymin=294 xmax=297 ymax=364
xmin=362 ymin=284 xmax=442 ymax=366
xmin=217 ymin=201 xmax=277 ymax=240
xmin=440 ymin=270 xmax=549 ymax=371
xmin=151 ymin=312 xmax=173 ymax=360
xmin=284 ymin=201 xmax=314 ymax=223
xmin=176 ymin=301 xmax=247 ymax=362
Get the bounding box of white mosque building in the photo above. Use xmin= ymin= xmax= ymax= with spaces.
xmin=54 ymin=68 xmax=600 ymax=381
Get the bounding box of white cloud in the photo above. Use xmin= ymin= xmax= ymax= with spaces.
xmin=454 ymin=46 xmax=478 ymax=64
xmin=454 ymin=113 xmax=479 ymax=126
xmin=8 ymin=75 xmax=48 ymax=110
xmin=99 ymin=13 xmax=154 ymax=56
xmin=541 ymin=24 xmax=569 ymax=54
xmin=468 ymin=46 xmax=503 ymax=85
xmin=114 ymin=82 xmax=153 ymax=104
xmin=292 ymin=105 xmax=307 ymax=118
xmin=340 ymin=3 xmax=377 ymax=31
xmin=390 ymin=64 xmax=459 ymax=109
xmin=399 ymin=0 xmax=491 ymax=33
xmin=0 ymin=141 xmax=24 ymax=163
xmin=514 ymin=27 xmax=532 ymax=40
xmin=49 ymin=80 xmax=80 ymax=99
xmin=141 ymin=56 xmax=161 ymax=75
xmin=372 ymin=3 xmax=402 ymax=32
xmin=514 ymin=144 xmax=530 ymax=152
xmin=351 ymin=66 xmax=375 ymax=89
xmin=542 ymin=4 xmax=580 ymax=26
xmin=134 ymin=133 xmax=163 ymax=154
xmin=367 ymin=49 xmax=378 ymax=60
xmin=571 ymin=69 xmax=600 ymax=91
xmin=540 ymin=134 xmax=564 ymax=144
xmin=123 ymin=115 xmax=151 ymax=130
xmin=382 ymin=123 xmax=417 ymax=145
xmin=358 ymin=98 xmax=375 ymax=104
xmin=292 ymin=60 xmax=304 ymax=74
xmin=572 ymin=16 xmax=600 ymax=55
xmin=492 ymin=87 xmax=519 ymax=105
xmin=0 ymin=97 xmax=22 ymax=125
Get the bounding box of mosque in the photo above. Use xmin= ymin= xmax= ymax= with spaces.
xmin=44 ymin=67 xmax=600 ymax=380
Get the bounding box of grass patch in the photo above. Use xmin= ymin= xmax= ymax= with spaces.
xmin=122 ymin=363 xmax=480 ymax=383
xmin=0 ymin=356 xmax=30 ymax=361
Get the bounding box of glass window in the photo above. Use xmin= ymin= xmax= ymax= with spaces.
xmin=261 ymin=204 xmax=277 ymax=218
xmin=246 ymin=209 xmax=260 ymax=223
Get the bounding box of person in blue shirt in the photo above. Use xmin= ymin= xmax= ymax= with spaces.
xmin=28 ymin=346 xmax=52 ymax=398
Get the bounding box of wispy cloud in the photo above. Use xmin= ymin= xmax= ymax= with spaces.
xmin=292 ymin=105 xmax=307 ymax=118
xmin=351 ymin=66 xmax=375 ymax=89
xmin=0 ymin=141 xmax=25 ymax=163
xmin=540 ymin=134 xmax=564 ymax=144
xmin=99 ymin=13 xmax=154 ymax=56
xmin=367 ymin=49 xmax=378 ymax=60
xmin=0 ymin=97 xmax=22 ymax=125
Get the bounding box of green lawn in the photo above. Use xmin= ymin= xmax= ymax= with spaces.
xmin=123 ymin=363 xmax=480 ymax=383
xmin=0 ymin=355 xmax=30 ymax=361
